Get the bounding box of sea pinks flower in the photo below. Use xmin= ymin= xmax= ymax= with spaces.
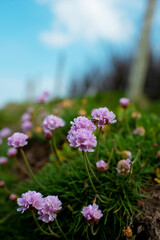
xmin=42 ymin=115 xmax=65 ymax=131
xmin=67 ymin=128 xmax=97 ymax=152
xmin=91 ymin=107 xmax=116 ymax=127
xmin=0 ymin=180 xmax=5 ymax=188
xmin=9 ymin=193 xmax=18 ymax=202
xmin=70 ymin=116 xmax=96 ymax=132
xmin=121 ymin=150 xmax=132 ymax=160
xmin=8 ymin=132 xmax=28 ymax=148
xmin=17 ymin=191 xmax=43 ymax=213
xmin=36 ymin=91 xmax=50 ymax=103
xmin=44 ymin=129 xmax=53 ymax=139
xmin=21 ymin=121 xmax=32 ymax=132
xmin=116 ymin=159 xmax=131 ymax=176
xmin=21 ymin=112 xmax=31 ymax=122
xmin=133 ymin=127 xmax=145 ymax=136
xmin=96 ymin=160 xmax=108 ymax=172
xmin=7 ymin=147 xmax=18 ymax=157
xmin=0 ymin=127 xmax=12 ymax=139
xmin=81 ymin=203 xmax=103 ymax=225
xmin=27 ymin=107 xmax=34 ymax=114
xmin=119 ymin=98 xmax=130 ymax=108
xmin=38 ymin=196 xmax=62 ymax=223
xmin=0 ymin=157 xmax=8 ymax=165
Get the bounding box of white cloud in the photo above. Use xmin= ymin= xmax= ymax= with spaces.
xmin=37 ymin=0 xmax=142 ymax=48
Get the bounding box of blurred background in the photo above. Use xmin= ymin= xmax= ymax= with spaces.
xmin=0 ymin=0 xmax=160 ymax=108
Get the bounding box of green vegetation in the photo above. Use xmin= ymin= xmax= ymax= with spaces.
xmin=0 ymin=92 xmax=160 ymax=239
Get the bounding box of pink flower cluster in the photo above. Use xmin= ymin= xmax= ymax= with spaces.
xmin=96 ymin=160 xmax=108 ymax=172
xmin=67 ymin=117 xmax=97 ymax=152
xmin=70 ymin=116 xmax=96 ymax=132
xmin=8 ymin=132 xmax=28 ymax=148
xmin=7 ymin=147 xmax=18 ymax=157
xmin=0 ymin=128 xmax=12 ymax=139
xmin=116 ymin=159 xmax=131 ymax=176
xmin=36 ymin=91 xmax=50 ymax=103
xmin=17 ymin=191 xmax=43 ymax=213
xmin=119 ymin=98 xmax=130 ymax=108
xmin=81 ymin=203 xmax=103 ymax=225
xmin=21 ymin=112 xmax=32 ymax=132
xmin=91 ymin=107 xmax=116 ymax=127
xmin=17 ymin=191 xmax=62 ymax=223
xmin=42 ymin=115 xmax=65 ymax=131
xmin=0 ymin=157 xmax=8 ymax=165
xmin=38 ymin=196 xmax=62 ymax=223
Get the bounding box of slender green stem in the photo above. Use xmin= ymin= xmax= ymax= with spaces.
xmin=20 ymin=148 xmax=46 ymax=190
xmin=55 ymin=218 xmax=68 ymax=240
xmin=48 ymin=225 xmax=60 ymax=238
xmin=84 ymin=152 xmax=101 ymax=184
xmin=82 ymin=151 xmax=97 ymax=194
xmin=96 ymin=127 xmax=102 ymax=161
xmin=0 ymin=211 xmax=14 ymax=224
xmin=51 ymin=136 xmax=60 ymax=161
xmin=14 ymin=156 xmax=30 ymax=176
xmin=90 ymin=225 xmax=97 ymax=236
xmin=31 ymin=209 xmax=52 ymax=236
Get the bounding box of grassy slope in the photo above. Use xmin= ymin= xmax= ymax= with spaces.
xmin=0 ymin=91 xmax=160 ymax=239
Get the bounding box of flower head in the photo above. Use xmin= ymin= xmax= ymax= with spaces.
xmin=0 ymin=180 xmax=5 ymax=188
xmin=91 ymin=107 xmax=116 ymax=127
xmin=119 ymin=98 xmax=130 ymax=108
xmin=44 ymin=129 xmax=53 ymax=139
xmin=70 ymin=116 xmax=96 ymax=132
xmin=121 ymin=150 xmax=132 ymax=160
xmin=8 ymin=132 xmax=28 ymax=148
xmin=0 ymin=157 xmax=8 ymax=165
xmin=7 ymin=147 xmax=18 ymax=157
xmin=9 ymin=193 xmax=18 ymax=202
xmin=117 ymin=159 xmax=131 ymax=176
xmin=38 ymin=196 xmax=62 ymax=223
xmin=81 ymin=203 xmax=103 ymax=225
xmin=21 ymin=113 xmax=31 ymax=122
xmin=96 ymin=160 xmax=108 ymax=172
xmin=0 ymin=128 xmax=12 ymax=139
xmin=67 ymin=128 xmax=97 ymax=152
xmin=133 ymin=127 xmax=145 ymax=136
xmin=42 ymin=115 xmax=65 ymax=131
xmin=21 ymin=121 xmax=32 ymax=132
xmin=17 ymin=191 xmax=43 ymax=213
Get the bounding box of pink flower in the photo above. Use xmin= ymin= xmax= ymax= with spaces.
xmin=17 ymin=191 xmax=43 ymax=213
xmin=70 ymin=116 xmax=96 ymax=132
xmin=21 ymin=121 xmax=32 ymax=132
xmin=0 ymin=128 xmax=12 ymax=139
xmin=0 ymin=157 xmax=8 ymax=165
xmin=133 ymin=127 xmax=145 ymax=136
xmin=0 ymin=180 xmax=5 ymax=188
xmin=91 ymin=107 xmax=116 ymax=127
xmin=38 ymin=196 xmax=62 ymax=223
xmin=9 ymin=194 xmax=18 ymax=202
xmin=81 ymin=203 xmax=103 ymax=225
xmin=21 ymin=113 xmax=31 ymax=122
xmin=96 ymin=160 xmax=108 ymax=172
xmin=8 ymin=132 xmax=28 ymax=148
xmin=116 ymin=159 xmax=131 ymax=176
xmin=119 ymin=98 xmax=130 ymax=108
xmin=42 ymin=115 xmax=65 ymax=131
xmin=44 ymin=129 xmax=53 ymax=139
xmin=67 ymin=128 xmax=97 ymax=152
xmin=7 ymin=148 xmax=18 ymax=157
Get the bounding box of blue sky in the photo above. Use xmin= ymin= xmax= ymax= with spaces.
xmin=0 ymin=0 xmax=160 ymax=107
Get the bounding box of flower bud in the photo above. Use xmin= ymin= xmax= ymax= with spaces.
xmin=0 ymin=180 xmax=5 ymax=188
